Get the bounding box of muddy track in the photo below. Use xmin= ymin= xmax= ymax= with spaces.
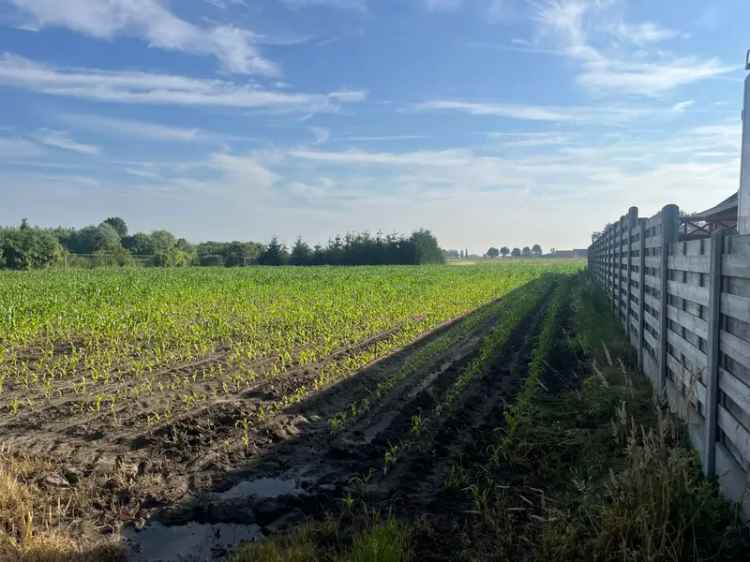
xmin=119 ymin=283 xmax=554 ymax=561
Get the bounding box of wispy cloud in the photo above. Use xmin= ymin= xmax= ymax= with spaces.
xmin=62 ymin=114 xmax=200 ymax=142
xmin=0 ymin=53 xmax=367 ymax=112
xmin=204 ymin=0 xmax=247 ymax=9
xmin=340 ymin=135 xmax=428 ymax=142
xmin=279 ymin=0 xmax=367 ymax=12
xmin=671 ymin=100 xmax=694 ymax=113
xmin=7 ymin=0 xmax=275 ymax=75
xmin=486 ymin=132 xmax=573 ymax=147
xmin=33 ymin=129 xmax=99 ymax=155
xmin=606 ymin=22 xmax=681 ymax=46
xmin=534 ymin=0 xmax=733 ymax=95
xmin=415 ymin=99 xmax=650 ymax=123
xmin=416 ymin=100 xmax=575 ymax=121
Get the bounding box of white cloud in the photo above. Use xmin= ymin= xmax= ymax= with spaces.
xmin=416 ymin=100 xmax=575 ymax=121
xmin=328 ymin=90 xmax=369 ymax=103
xmin=0 ymin=53 xmax=366 ymax=112
xmin=534 ymin=0 xmax=733 ymax=95
xmin=279 ymin=0 xmax=367 ymax=11
xmin=33 ymin=129 xmax=100 ymax=155
xmin=606 ymin=22 xmax=680 ymax=46
xmin=204 ymin=0 xmax=247 ymax=9
xmin=8 ymin=0 xmax=275 ymax=75
xmin=62 ymin=114 xmax=200 ymax=141
xmin=671 ymin=100 xmax=694 ymax=113
xmin=577 ymin=58 xmax=734 ymax=96
xmin=415 ymin=99 xmax=650 ymax=123
xmin=487 ymin=132 xmax=573 ymax=147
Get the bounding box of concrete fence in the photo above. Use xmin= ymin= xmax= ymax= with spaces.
xmin=588 ymin=205 xmax=750 ymax=522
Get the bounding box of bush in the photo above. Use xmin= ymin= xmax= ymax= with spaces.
xmin=0 ymin=226 xmax=63 ymax=270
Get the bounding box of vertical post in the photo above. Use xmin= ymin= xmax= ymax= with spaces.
xmin=703 ymin=229 xmax=725 ymax=476
xmin=626 ymin=207 xmax=638 ymax=339
xmin=738 ymin=51 xmax=750 ymax=234
xmin=658 ymin=204 xmax=680 ymax=396
xmin=638 ymin=218 xmax=646 ymax=370
xmin=618 ymin=216 xmax=625 ymax=326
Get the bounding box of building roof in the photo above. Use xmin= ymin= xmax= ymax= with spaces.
xmin=690 ymin=191 xmax=738 ymax=222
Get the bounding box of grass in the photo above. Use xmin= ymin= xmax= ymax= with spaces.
xmin=229 ymin=515 xmax=409 ymax=562
xmin=464 ymin=273 xmax=749 ymax=562
xmin=0 ymin=448 xmax=124 ymax=562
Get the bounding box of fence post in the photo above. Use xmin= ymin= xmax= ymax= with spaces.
xmin=626 ymin=208 xmax=638 ymax=339
xmin=703 ymin=229 xmax=725 ymax=476
xmin=637 ymin=218 xmax=646 ymax=370
xmin=658 ymin=204 xmax=680 ymax=396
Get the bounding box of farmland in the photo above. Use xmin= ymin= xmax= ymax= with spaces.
xmin=0 ymin=263 xmax=576 ymax=554
xmin=1 ymin=260 xmax=746 ymax=562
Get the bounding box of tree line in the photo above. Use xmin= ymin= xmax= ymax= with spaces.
xmin=484 ymin=244 xmax=543 ymax=258
xmin=0 ymin=218 xmax=444 ymax=270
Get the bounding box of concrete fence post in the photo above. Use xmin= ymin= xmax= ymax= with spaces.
xmin=638 ymin=218 xmax=646 ymax=370
xmin=626 ymin=207 xmax=638 ymax=339
xmin=703 ymin=229 xmax=725 ymax=476
xmin=658 ymin=204 xmax=680 ymax=396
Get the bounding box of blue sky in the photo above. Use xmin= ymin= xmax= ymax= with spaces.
xmin=0 ymin=0 xmax=747 ymax=252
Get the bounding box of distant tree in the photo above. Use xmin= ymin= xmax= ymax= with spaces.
xmin=258 ymin=237 xmax=289 ymax=266
xmin=511 ymin=247 xmax=521 ymax=257
xmin=222 ymin=241 xmax=260 ymax=267
xmin=410 ymin=229 xmax=444 ymax=264
xmin=122 ymin=232 xmax=155 ymax=256
xmin=522 ymin=246 xmax=532 ymax=257
xmin=289 ymin=237 xmax=313 ymax=266
xmin=500 ymin=246 xmax=510 ymax=258
xmin=0 ymin=223 xmax=63 ymax=270
xmin=311 ymin=244 xmax=326 ymax=266
xmin=531 ymin=244 xmax=542 ymax=257
xmin=68 ymin=224 xmax=121 ymax=254
xmin=442 ymin=249 xmax=460 ymax=260
xmin=486 ymin=247 xmax=500 ymax=258
xmin=149 ymin=230 xmax=177 ymax=254
xmin=102 ymin=217 xmax=128 ymax=238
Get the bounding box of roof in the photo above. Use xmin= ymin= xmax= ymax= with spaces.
xmin=690 ymin=192 xmax=738 ymax=222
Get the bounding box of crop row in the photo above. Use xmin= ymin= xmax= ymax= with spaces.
xmin=0 ymin=263 xmax=581 ymax=425
xmin=378 ymin=275 xmax=556 ymax=473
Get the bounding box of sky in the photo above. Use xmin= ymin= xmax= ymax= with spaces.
xmin=0 ymin=0 xmax=748 ymax=252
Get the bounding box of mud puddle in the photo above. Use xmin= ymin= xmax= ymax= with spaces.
xmin=214 ymin=477 xmax=304 ymax=501
xmin=125 ymin=521 xmax=261 ymax=562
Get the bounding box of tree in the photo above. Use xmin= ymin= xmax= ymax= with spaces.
xmin=522 ymin=246 xmax=532 ymax=257
xmin=122 ymin=232 xmax=154 ymax=256
xmin=223 ymin=241 xmax=260 ymax=267
xmin=486 ymin=247 xmax=500 ymax=258
xmin=102 ymin=217 xmax=128 ymax=238
xmin=0 ymin=224 xmax=63 ymax=270
xmin=289 ymin=237 xmax=313 ymax=266
xmin=68 ymin=224 xmax=121 ymax=254
xmin=500 ymin=246 xmax=510 ymax=258
xmin=149 ymin=230 xmax=177 ymax=254
xmin=511 ymin=247 xmax=521 ymax=257
xmin=410 ymin=229 xmax=444 ymax=264
xmin=258 ymin=237 xmax=289 ymax=266
xmin=532 ymin=244 xmax=542 ymax=257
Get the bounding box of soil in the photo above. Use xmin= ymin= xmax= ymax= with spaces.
xmin=0 ymin=282 xmax=553 ymax=561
